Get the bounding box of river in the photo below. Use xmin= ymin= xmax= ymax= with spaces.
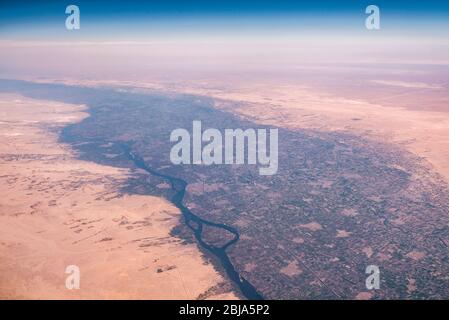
xmin=120 ymin=143 xmax=264 ymax=300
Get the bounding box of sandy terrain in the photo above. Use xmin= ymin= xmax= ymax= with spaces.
xmin=0 ymin=93 xmax=237 ymax=299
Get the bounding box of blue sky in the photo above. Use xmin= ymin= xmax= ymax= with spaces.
xmin=1 ymin=0 xmax=449 ymax=40
xmin=1 ymin=0 xmax=449 ymax=18
xmin=1 ymin=0 xmax=448 ymax=78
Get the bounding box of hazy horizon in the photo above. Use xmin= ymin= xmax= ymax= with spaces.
xmin=1 ymin=0 xmax=449 ymax=80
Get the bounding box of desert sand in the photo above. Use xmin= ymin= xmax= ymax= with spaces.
xmin=0 ymin=93 xmax=237 ymax=299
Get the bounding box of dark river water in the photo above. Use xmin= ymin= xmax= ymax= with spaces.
xmin=121 ymin=144 xmax=264 ymax=300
